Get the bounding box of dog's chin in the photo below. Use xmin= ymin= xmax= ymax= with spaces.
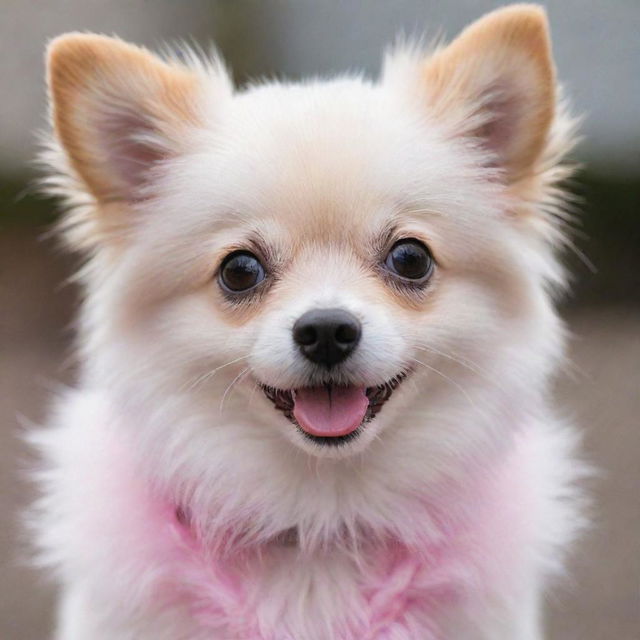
xmin=259 ymin=373 xmax=407 ymax=457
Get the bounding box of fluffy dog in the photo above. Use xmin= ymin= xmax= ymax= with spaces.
xmin=32 ymin=5 xmax=587 ymax=638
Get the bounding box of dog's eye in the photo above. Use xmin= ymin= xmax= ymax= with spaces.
xmin=219 ymin=251 xmax=265 ymax=293
xmin=383 ymin=239 xmax=434 ymax=282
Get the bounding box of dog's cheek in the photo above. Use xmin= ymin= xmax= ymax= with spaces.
xmin=121 ymin=293 xmax=257 ymax=395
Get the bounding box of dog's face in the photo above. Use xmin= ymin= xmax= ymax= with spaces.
xmin=47 ymin=7 xmax=567 ymax=462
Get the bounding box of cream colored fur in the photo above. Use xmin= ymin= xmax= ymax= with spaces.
xmin=31 ymin=6 xmax=587 ymax=639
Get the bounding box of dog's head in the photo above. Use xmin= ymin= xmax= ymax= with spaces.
xmin=45 ymin=6 xmax=573 ymax=465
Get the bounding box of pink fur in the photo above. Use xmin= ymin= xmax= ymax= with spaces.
xmin=36 ymin=399 xmax=566 ymax=639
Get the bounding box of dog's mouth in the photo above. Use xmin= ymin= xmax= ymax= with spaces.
xmin=260 ymin=373 xmax=407 ymax=446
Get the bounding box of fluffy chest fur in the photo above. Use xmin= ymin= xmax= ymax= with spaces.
xmin=33 ymin=390 xmax=583 ymax=640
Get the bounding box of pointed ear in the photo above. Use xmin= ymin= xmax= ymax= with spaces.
xmin=420 ymin=5 xmax=555 ymax=182
xmin=47 ymin=34 xmax=229 ymax=202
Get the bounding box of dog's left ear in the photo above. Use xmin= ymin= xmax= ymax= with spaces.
xmin=386 ymin=4 xmax=556 ymax=183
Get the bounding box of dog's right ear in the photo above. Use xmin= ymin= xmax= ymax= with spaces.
xmin=47 ymin=34 xmax=231 ymax=204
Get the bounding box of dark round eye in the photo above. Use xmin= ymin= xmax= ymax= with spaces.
xmin=219 ymin=251 xmax=265 ymax=293
xmin=384 ymin=239 xmax=434 ymax=282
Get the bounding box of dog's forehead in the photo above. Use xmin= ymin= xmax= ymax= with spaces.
xmin=173 ymin=85 xmax=394 ymax=240
xmin=229 ymin=82 xmax=404 ymax=225
xmin=244 ymin=156 xmax=395 ymax=245
xmin=197 ymin=84 xmax=438 ymax=224
xmin=165 ymin=78 xmax=504 ymax=260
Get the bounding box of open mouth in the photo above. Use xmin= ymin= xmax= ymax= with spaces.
xmin=260 ymin=373 xmax=407 ymax=446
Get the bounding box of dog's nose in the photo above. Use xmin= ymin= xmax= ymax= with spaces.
xmin=293 ymin=308 xmax=361 ymax=368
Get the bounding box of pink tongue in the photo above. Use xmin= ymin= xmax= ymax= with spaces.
xmin=293 ymin=386 xmax=369 ymax=437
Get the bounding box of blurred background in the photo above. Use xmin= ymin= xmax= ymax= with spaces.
xmin=1 ymin=1 xmax=638 ymax=638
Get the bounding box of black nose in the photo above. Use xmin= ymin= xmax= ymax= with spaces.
xmin=293 ymin=308 xmax=361 ymax=368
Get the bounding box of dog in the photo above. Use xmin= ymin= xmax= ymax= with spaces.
xmin=31 ymin=5 xmax=587 ymax=638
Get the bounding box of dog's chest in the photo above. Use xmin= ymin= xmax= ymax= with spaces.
xmin=97 ymin=475 xmax=521 ymax=640
xmin=88 ymin=462 xmax=482 ymax=639
xmin=158 ymin=516 xmax=472 ymax=639
xmin=47 ymin=399 xmax=542 ymax=639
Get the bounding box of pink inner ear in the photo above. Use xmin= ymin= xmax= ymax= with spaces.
xmin=98 ymin=106 xmax=167 ymax=200
xmin=475 ymin=83 xmax=523 ymax=169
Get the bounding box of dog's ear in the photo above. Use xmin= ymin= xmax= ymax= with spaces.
xmin=387 ymin=5 xmax=555 ymax=183
xmin=428 ymin=5 xmax=555 ymax=181
xmin=47 ymin=34 xmax=230 ymax=203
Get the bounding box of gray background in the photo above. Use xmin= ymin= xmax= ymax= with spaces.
xmin=1 ymin=0 xmax=639 ymax=171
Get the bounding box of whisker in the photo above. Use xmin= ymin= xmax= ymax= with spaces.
xmin=408 ymin=356 xmax=477 ymax=409
xmin=219 ymin=367 xmax=251 ymax=415
xmin=184 ymin=354 xmax=251 ymax=392
xmin=414 ymin=344 xmax=489 ymax=380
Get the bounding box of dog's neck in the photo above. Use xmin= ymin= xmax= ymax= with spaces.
xmin=102 ymin=377 xmax=535 ymax=558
